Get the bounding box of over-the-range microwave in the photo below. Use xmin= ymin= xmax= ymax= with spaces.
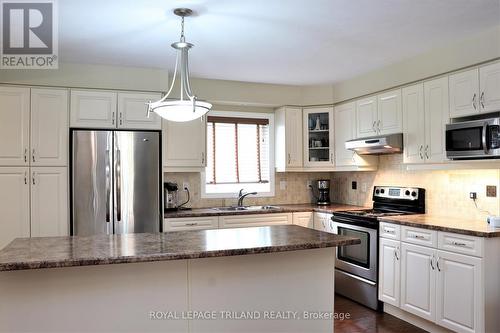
xmin=446 ymin=117 xmax=500 ymax=159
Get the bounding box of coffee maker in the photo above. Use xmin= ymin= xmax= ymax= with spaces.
xmin=316 ymin=180 xmax=331 ymax=205
xmin=164 ymin=182 xmax=179 ymax=211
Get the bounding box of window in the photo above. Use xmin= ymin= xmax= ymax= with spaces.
xmin=202 ymin=111 xmax=275 ymax=198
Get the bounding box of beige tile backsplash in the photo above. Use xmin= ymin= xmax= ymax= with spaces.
xmin=166 ymin=155 xmax=500 ymax=220
xmin=331 ymin=155 xmax=500 ymax=220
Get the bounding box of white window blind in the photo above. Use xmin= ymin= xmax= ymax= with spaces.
xmin=206 ymin=116 xmax=270 ymax=185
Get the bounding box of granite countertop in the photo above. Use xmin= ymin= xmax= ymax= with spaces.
xmin=380 ymin=214 xmax=500 ymax=238
xmin=0 ymin=225 xmax=360 ymax=272
xmin=164 ymin=203 xmax=367 ymax=218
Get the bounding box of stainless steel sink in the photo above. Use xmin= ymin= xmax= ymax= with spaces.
xmin=213 ymin=205 xmax=281 ymax=212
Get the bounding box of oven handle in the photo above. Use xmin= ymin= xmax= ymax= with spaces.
xmin=482 ymin=122 xmax=488 ymax=155
xmin=335 ymin=269 xmax=376 ymax=286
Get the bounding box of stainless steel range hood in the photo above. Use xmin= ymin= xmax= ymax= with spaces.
xmin=345 ymin=133 xmax=403 ymax=155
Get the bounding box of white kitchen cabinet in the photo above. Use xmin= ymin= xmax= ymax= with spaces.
xmin=377 ymin=89 xmax=402 ymax=135
xmin=400 ymin=242 xmax=436 ymax=322
xmin=219 ymin=213 xmax=291 ymax=229
xmin=117 ymin=92 xmax=162 ymax=130
xmin=0 ymin=167 xmax=30 ymax=249
xmin=303 ymin=107 xmax=334 ymax=167
xmin=292 ymin=212 xmax=314 ymax=229
xmin=356 ymin=96 xmax=378 ymax=138
xmin=30 ymin=88 xmax=68 ymax=166
xmin=435 ymin=250 xmax=482 ymax=333
xmin=334 ymin=102 xmax=357 ymax=166
xmin=162 ymin=117 xmax=206 ymax=170
xmin=164 ymin=216 xmax=219 ymax=232
xmin=403 ymin=78 xmax=448 ymax=164
xmin=402 ymin=83 xmax=425 ymax=164
xmin=70 ymin=90 xmax=117 ymax=128
xmin=313 ymin=212 xmax=333 ymax=232
xmin=479 ymin=62 xmax=500 ymax=113
xmin=275 ymin=107 xmax=303 ymax=171
xmin=0 ymin=86 xmax=30 ymax=166
xmin=379 ymin=238 xmax=400 ymax=307
xmin=449 ymin=69 xmax=480 ymax=118
xmin=30 ymin=167 xmax=68 ymax=237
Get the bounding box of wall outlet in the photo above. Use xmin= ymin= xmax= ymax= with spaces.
xmin=351 ymin=181 xmax=357 ymax=190
xmin=280 ymin=180 xmax=287 ymax=190
xmin=469 ymin=192 xmax=477 ymax=200
xmin=486 ymin=185 xmax=497 ymax=197
xmin=182 ymin=182 xmax=190 ymax=191
xmin=361 ymin=183 xmax=368 ymax=193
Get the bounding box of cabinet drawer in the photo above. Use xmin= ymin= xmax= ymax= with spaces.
xmin=164 ymin=216 xmax=219 ymax=232
xmin=379 ymin=222 xmax=400 ymax=240
xmin=438 ymin=232 xmax=484 ymax=257
xmin=401 ymin=226 xmax=437 ymax=247
xmin=219 ymin=213 xmax=291 ymax=229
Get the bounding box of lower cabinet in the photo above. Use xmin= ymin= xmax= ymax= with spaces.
xmin=163 ymin=216 xmax=219 ymax=232
xmin=219 ymin=213 xmax=291 ymax=229
xmin=379 ymin=223 xmax=487 ymax=333
xmin=313 ymin=212 xmax=333 ymax=232
xmin=292 ymin=212 xmax=314 ymax=228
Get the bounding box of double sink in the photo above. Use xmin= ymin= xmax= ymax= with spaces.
xmin=213 ymin=205 xmax=282 ymax=212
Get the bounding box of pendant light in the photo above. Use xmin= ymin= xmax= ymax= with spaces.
xmin=147 ymin=8 xmax=212 ymax=122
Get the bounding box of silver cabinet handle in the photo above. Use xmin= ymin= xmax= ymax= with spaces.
xmin=287 ymin=153 xmax=291 ymax=165
xmin=384 ymin=228 xmax=395 ymax=234
xmin=24 ymin=148 xmax=27 ymax=163
xmin=146 ymin=101 xmax=151 ymax=118
xmin=112 ymin=111 xmax=115 ymax=125
xmin=321 ymin=220 xmax=326 ymax=229
xmin=419 ymin=145 xmax=424 ymax=159
xmin=201 ymin=152 xmax=205 ymax=165
xmin=351 ymin=151 xmax=356 ymax=163
xmin=186 ymin=222 xmax=198 ymax=226
xmin=430 ymin=255 xmax=435 ymax=270
xmin=436 ymin=256 xmax=441 ymax=271
xmin=32 ymin=172 xmax=36 ymax=185
xmin=425 ymin=145 xmax=429 ymax=159
xmin=119 ymin=112 xmax=123 ymax=125
xmin=413 ymin=234 xmax=425 ymax=239
xmin=32 ymin=149 xmax=35 ymax=163
xmin=480 ymin=92 xmax=485 ymax=109
xmin=372 ymin=121 xmax=376 ymax=132
xmin=377 ymin=120 xmax=381 ymax=133
xmin=452 ymin=241 xmax=467 ymax=247
xmin=394 ymin=248 xmax=399 ymax=261
xmin=472 ymin=93 xmax=477 ymax=110
xmin=24 ymin=171 xmax=27 ymax=185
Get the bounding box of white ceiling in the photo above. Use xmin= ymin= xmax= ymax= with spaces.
xmin=59 ymin=0 xmax=500 ymax=85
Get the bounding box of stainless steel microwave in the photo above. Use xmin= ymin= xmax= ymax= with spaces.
xmin=446 ymin=118 xmax=500 ymax=159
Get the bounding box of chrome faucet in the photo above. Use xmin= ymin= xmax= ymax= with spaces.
xmin=237 ymin=189 xmax=257 ymax=207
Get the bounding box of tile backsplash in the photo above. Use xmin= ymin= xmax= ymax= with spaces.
xmin=331 ymin=155 xmax=500 ymax=220
xmin=164 ymin=172 xmax=331 ymax=208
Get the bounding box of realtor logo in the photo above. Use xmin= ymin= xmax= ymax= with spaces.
xmin=1 ymin=0 xmax=58 ymax=69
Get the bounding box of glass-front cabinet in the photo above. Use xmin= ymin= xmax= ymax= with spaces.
xmin=303 ymin=107 xmax=334 ymax=167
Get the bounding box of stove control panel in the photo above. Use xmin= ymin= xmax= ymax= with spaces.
xmin=373 ymin=186 xmax=420 ymax=200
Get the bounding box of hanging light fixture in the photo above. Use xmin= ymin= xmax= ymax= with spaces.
xmin=147 ymin=8 xmax=212 ymax=122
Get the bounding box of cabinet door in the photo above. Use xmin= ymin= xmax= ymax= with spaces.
xmin=70 ymin=90 xmax=117 ymax=128
xmin=117 ymin=92 xmax=162 ymax=130
xmin=479 ymin=62 xmax=500 ymax=113
xmin=313 ymin=212 xmax=330 ymax=232
xmin=0 ymin=86 xmax=30 ymax=166
xmin=356 ymin=96 xmax=378 ymax=138
xmin=402 ymin=84 xmax=425 ymax=164
xmin=400 ymin=243 xmax=436 ymax=322
xmin=424 ymin=77 xmax=449 ymax=163
xmin=31 ymin=88 xmax=68 ymax=166
xmin=377 ymin=89 xmax=402 ymax=135
xmin=164 ymin=216 xmax=219 ymax=232
xmin=435 ymin=250 xmax=482 ymax=333
xmin=303 ymin=107 xmax=334 ymax=167
xmin=292 ymin=212 xmax=313 ymax=229
xmin=449 ymin=69 xmax=480 ymax=118
xmin=379 ymin=238 xmax=400 ymax=307
xmin=285 ymin=108 xmax=303 ymax=167
xmin=219 ymin=213 xmax=291 ymax=228
xmin=30 ymin=167 xmax=68 ymax=237
xmin=163 ymin=118 xmax=206 ymax=168
xmin=334 ymin=102 xmax=356 ymax=167
xmin=0 ymin=167 xmax=30 ymax=249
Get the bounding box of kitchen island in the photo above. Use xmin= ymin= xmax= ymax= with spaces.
xmin=0 ymin=225 xmax=359 ymax=333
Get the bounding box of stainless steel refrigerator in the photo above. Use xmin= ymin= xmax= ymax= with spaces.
xmin=71 ymin=130 xmax=161 ymax=236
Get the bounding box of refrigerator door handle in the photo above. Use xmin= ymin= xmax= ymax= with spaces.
xmin=116 ymin=149 xmax=122 ymax=222
xmin=105 ymin=150 xmax=111 ymax=224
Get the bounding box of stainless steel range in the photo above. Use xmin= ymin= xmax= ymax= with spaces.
xmin=332 ymin=186 xmax=425 ymax=310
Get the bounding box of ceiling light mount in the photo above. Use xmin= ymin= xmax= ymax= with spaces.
xmin=147 ymin=7 xmax=211 ymax=122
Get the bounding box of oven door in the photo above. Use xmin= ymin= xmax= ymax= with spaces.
xmin=332 ymin=220 xmax=377 ymax=282
xmin=446 ymin=119 xmax=500 ymax=159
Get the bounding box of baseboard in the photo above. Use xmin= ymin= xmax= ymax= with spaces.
xmin=383 ymin=304 xmax=453 ymax=333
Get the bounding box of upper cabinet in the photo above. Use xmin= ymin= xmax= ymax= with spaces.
xmin=356 ymin=89 xmax=402 ymax=138
xmin=275 ymin=107 xmax=303 ymax=171
xmin=403 ymin=78 xmax=448 ymax=164
xmin=335 ymin=102 xmax=357 ymax=166
xmin=0 ymin=86 xmax=30 ymax=166
xmin=70 ymin=90 xmax=117 ymax=128
xmin=163 ymin=117 xmax=206 ymax=171
xmin=117 ymin=92 xmax=162 ymax=130
xmin=303 ymin=107 xmax=334 ymax=167
xmin=30 ymin=88 xmax=68 ymax=166
xmin=449 ymin=62 xmax=500 ymax=118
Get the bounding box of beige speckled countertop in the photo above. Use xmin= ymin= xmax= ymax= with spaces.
xmin=0 ymin=225 xmax=360 ymax=272
xmin=164 ymin=203 xmax=367 ymax=218
xmin=380 ymin=214 xmax=500 ymax=238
